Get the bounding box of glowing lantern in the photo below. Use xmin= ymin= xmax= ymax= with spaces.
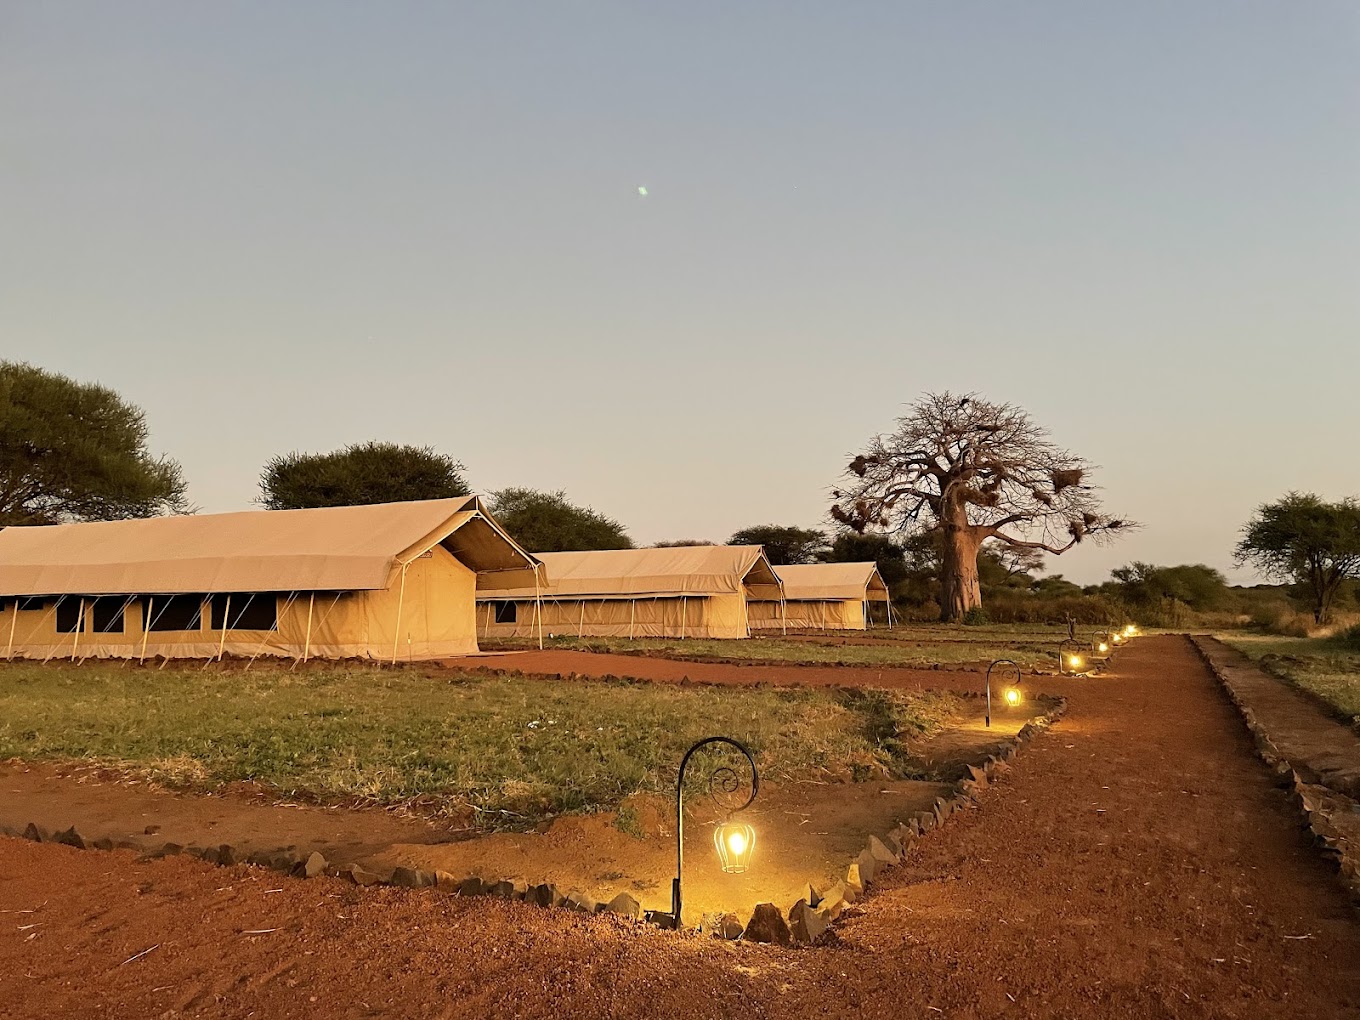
xmin=713 ymin=822 xmax=756 ymax=874
xmin=1068 ymin=654 xmax=1084 ymax=671
xmin=1004 ymin=687 xmax=1022 ymax=706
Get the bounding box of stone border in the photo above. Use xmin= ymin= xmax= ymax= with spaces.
xmin=1189 ymin=636 xmax=1360 ymax=907
xmin=0 ymin=691 xmax=1069 ymax=946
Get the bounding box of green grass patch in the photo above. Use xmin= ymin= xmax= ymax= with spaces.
xmin=486 ymin=625 xmax=1082 ymax=671
xmin=1219 ymin=633 xmax=1360 ymax=721
xmin=0 ymin=661 xmax=964 ymax=827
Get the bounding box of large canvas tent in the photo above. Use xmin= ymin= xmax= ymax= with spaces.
xmin=749 ymin=562 xmax=892 ymax=632
xmin=0 ymin=496 xmax=540 ymax=661
xmin=477 ymin=545 xmax=783 ymax=640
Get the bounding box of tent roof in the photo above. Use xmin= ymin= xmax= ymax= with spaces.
xmin=477 ymin=545 xmax=783 ymax=600
xmin=774 ymin=562 xmax=891 ymax=601
xmin=0 ymin=496 xmax=541 ymax=597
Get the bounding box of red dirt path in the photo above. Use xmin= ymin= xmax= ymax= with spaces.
xmin=1 ymin=637 xmax=1358 ymax=1018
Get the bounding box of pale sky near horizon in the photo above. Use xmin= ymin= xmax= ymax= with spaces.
xmin=3 ymin=3 xmax=1357 ymax=585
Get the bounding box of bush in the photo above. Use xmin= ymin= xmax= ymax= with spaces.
xmin=1336 ymin=625 xmax=1360 ymax=652
xmin=961 ymin=607 xmax=990 ymax=626
xmin=981 ymin=593 xmax=1122 ymax=626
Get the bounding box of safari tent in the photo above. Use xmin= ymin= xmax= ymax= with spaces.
xmin=749 ymin=561 xmax=892 ymax=632
xmin=0 ymin=496 xmax=540 ymax=662
xmin=476 ymin=545 xmax=783 ymax=640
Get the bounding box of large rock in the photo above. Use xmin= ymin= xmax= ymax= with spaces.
xmin=701 ymin=912 xmax=745 ymax=939
xmin=524 ymin=883 xmax=563 ymax=909
xmin=867 ymin=835 xmax=898 ymax=866
xmin=485 ymin=880 xmax=518 ymax=899
xmin=564 ymin=890 xmax=597 ymax=913
xmin=54 ymin=827 xmax=86 ymax=850
xmin=217 ymin=845 xmax=238 ymax=867
xmin=845 ymin=862 xmax=865 ymax=896
xmin=743 ymin=903 xmax=791 ymax=945
xmin=855 ymin=847 xmax=878 ymax=886
xmin=788 ymin=899 xmax=829 ymax=944
xmin=301 ymin=851 xmax=327 ymax=878
xmin=390 ymin=866 xmax=433 ymax=888
xmin=457 ymin=876 xmax=487 ymax=897
xmin=602 ymin=892 xmax=642 ymax=919
xmin=348 ymin=864 xmax=383 ymax=886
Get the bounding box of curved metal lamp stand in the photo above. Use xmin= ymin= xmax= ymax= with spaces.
xmin=672 ymin=736 xmax=759 ymax=928
xmin=1058 ymin=638 xmax=1086 ymax=677
xmin=985 ymin=658 xmax=1021 ymax=728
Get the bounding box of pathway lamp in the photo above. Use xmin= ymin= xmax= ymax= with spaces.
xmin=1092 ymin=632 xmax=1114 ymax=659
xmin=1122 ymin=624 xmax=1138 ymax=639
xmin=985 ymin=658 xmax=1022 ymax=727
xmin=1059 ymin=639 xmax=1086 ymax=677
xmin=672 ymin=736 xmax=759 ymax=928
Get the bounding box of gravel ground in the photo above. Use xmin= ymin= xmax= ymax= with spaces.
xmin=1 ymin=636 xmax=1357 ymax=1019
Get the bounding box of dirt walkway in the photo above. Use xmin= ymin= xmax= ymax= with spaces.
xmin=1 ymin=637 xmax=1358 ymax=1018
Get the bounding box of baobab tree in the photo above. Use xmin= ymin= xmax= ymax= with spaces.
xmin=831 ymin=392 xmax=1131 ymax=622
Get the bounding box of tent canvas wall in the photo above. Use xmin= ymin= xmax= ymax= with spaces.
xmin=0 ymin=496 xmax=539 ymax=661
xmin=749 ymin=562 xmax=892 ymax=632
xmin=477 ymin=545 xmax=783 ymax=640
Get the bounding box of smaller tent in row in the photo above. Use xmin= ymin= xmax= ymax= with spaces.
xmin=750 ymin=561 xmax=892 ymax=632
xmin=0 ymin=497 xmax=539 ymax=661
xmin=476 ymin=545 xmax=783 ymax=640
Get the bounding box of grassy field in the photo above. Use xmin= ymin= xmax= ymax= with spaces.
xmin=0 ymin=662 xmax=965 ymax=827
xmin=483 ymin=624 xmax=1100 ymax=671
xmin=1219 ymin=632 xmax=1360 ymax=721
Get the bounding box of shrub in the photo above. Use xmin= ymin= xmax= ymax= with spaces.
xmin=961 ymin=607 xmax=990 ymax=626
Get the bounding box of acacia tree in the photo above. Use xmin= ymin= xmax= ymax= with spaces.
xmin=489 ymin=488 xmax=633 ymax=552
xmin=831 ymin=392 xmax=1130 ymax=622
xmin=728 ymin=525 xmax=828 ymax=565
xmin=1235 ymin=492 xmax=1360 ymax=625
xmin=259 ymin=442 xmax=469 ymax=510
xmin=0 ymin=361 xmax=189 ymax=526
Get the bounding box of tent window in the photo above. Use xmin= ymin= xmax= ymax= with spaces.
xmin=209 ymin=594 xmax=278 ymax=632
xmin=494 ymin=601 xmax=516 ymax=624
xmin=55 ymin=599 xmax=82 ymax=634
xmin=145 ymin=595 xmax=204 ymax=632
xmin=14 ymin=597 xmax=46 ymax=612
xmin=90 ymin=597 xmax=127 ymax=634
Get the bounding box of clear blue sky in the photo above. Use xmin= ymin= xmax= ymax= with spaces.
xmin=3 ymin=3 xmax=1357 ymax=583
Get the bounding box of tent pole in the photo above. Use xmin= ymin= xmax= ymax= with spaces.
xmin=5 ymin=600 xmax=17 ymax=660
xmin=781 ymin=598 xmax=786 ymax=637
xmin=534 ymin=568 xmax=543 ymax=651
xmin=217 ymin=595 xmax=231 ymax=661
xmin=629 ymin=598 xmax=635 ymax=640
xmin=70 ymin=597 xmax=84 ymax=661
xmin=680 ymin=596 xmax=686 ymax=640
xmin=578 ymin=600 xmax=584 ymax=639
xmin=139 ymin=598 xmax=153 ymax=663
xmin=303 ymin=592 xmax=315 ymax=662
xmin=391 ymin=565 xmax=409 ymax=665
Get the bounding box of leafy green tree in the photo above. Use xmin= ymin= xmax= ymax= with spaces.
xmin=0 ymin=361 xmax=189 ymax=526
xmin=729 ymin=524 xmax=828 ymax=565
xmin=1107 ymin=562 xmax=1228 ymax=611
xmin=1235 ymin=492 xmax=1360 ymax=624
xmin=652 ymin=539 xmax=714 ymax=547
xmin=822 ymin=531 xmax=909 ymax=588
xmin=259 ymin=442 xmax=469 ymax=510
xmin=489 ymin=488 xmax=633 ymax=552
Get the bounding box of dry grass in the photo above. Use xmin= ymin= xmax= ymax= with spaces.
xmin=1219 ymin=632 xmax=1360 ymax=722
xmin=0 ymin=660 xmax=965 ymax=827
xmin=485 ymin=623 xmax=1087 ymax=671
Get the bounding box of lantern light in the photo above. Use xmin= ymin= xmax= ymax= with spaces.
xmin=1004 ymin=687 xmax=1022 ymax=706
xmin=713 ymin=822 xmax=756 ymax=874
xmin=1097 ymin=642 xmax=1109 ymax=653
xmin=1068 ymin=655 xmax=1084 ymax=670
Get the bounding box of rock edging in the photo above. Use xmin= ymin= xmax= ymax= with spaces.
xmin=1189 ymin=635 xmax=1360 ymax=907
xmin=0 ymin=693 xmax=1069 ymax=947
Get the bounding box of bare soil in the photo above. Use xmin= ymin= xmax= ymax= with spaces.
xmin=1 ymin=637 xmax=1358 ymax=1018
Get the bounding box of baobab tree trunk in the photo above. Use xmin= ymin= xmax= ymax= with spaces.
xmin=939 ymin=525 xmax=983 ymax=623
